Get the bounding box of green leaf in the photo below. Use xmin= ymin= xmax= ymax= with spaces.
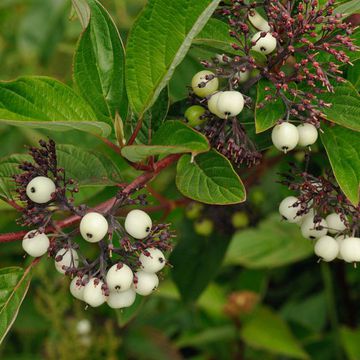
xmin=121 ymin=120 xmax=209 ymax=162
xmin=0 ymin=265 xmax=34 ymax=345
xmin=0 ymin=76 xmax=111 ymax=137
xmin=340 ymin=326 xmax=360 ymax=360
xmin=334 ymin=0 xmax=360 ymax=15
xmin=176 ymin=150 xmax=246 ymax=205
xmin=241 ymin=307 xmax=309 ymax=359
xmin=318 ymin=81 xmax=360 ymax=132
xmin=170 ymin=219 xmax=231 ymax=302
xmin=347 ymin=60 xmax=360 ymax=91
xmin=193 ymin=18 xmax=240 ymax=55
xmin=0 ymin=145 xmax=122 ymax=200
xmin=255 ymin=79 xmax=286 ymax=133
xmin=73 ymin=0 xmax=128 ymax=121
xmin=224 ymin=213 xmax=313 ymax=268
xmin=321 ymin=125 xmax=360 ymax=205
xmin=125 ymin=0 xmax=221 ymax=116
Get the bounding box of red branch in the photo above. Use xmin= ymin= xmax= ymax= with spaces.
xmin=0 ymin=153 xmax=181 ymax=244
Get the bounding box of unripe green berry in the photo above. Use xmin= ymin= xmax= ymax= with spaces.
xmin=184 ymin=105 xmax=207 ymax=127
xmin=231 ymin=211 xmax=249 ymax=229
xmin=194 ymin=218 xmax=214 ymax=237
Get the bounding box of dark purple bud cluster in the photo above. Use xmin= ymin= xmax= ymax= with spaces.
xmin=212 ymin=0 xmax=359 ymax=127
xmin=202 ymin=117 xmax=262 ymax=167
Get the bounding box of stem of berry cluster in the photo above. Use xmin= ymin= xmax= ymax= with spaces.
xmin=0 ymin=153 xmax=181 ymax=244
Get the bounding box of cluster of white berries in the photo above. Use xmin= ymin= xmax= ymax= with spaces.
xmin=21 ymin=176 xmax=168 ymax=309
xmin=272 ymin=122 xmax=319 ymax=153
xmin=190 ymin=70 xmax=245 ymax=121
xmin=279 ymin=196 xmax=359 ymax=263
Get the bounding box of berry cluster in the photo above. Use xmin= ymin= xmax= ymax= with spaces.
xmin=17 ymin=140 xmax=174 ymax=309
xmin=279 ymin=165 xmax=359 ymax=263
xmin=184 ymin=0 xmax=357 ymax=159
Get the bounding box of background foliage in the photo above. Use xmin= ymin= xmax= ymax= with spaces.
xmin=0 ymin=0 xmax=359 ymax=359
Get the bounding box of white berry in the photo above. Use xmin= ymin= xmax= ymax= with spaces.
xmin=76 ymin=319 xmax=91 ymax=335
xmin=139 ymin=248 xmax=166 ymax=273
xmin=133 ymin=271 xmax=159 ymax=296
xmin=271 ymin=122 xmax=299 ymax=153
xmin=339 ymin=237 xmax=360 ymax=263
xmin=297 ymin=123 xmax=318 ymax=147
xmin=326 ymin=213 xmax=347 ymax=234
xmin=22 ymin=231 xmax=49 ymax=257
xmin=248 ymin=10 xmax=270 ymax=31
xmin=191 ymin=70 xmax=219 ymax=98
xmin=314 ymin=236 xmax=339 ymax=262
xmin=236 ymin=69 xmax=250 ymax=84
xmin=107 ymin=288 xmax=136 ymax=309
xmin=26 ymin=176 xmax=56 ymax=204
xmin=124 ymin=209 xmax=152 ymax=239
xmin=55 ymin=248 xmax=79 ymax=274
xmin=251 ymin=32 xmax=277 ymax=55
xmin=80 ymin=212 xmax=108 ymax=243
xmin=106 ymin=263 xmax=133 ymax=292
xmin=83 ymin=278 xmax=106 ymax=307
xmin=70 ymin=276 xmax=88 ymax=301
xmin=216 ymin=91 xmax=245 ymax=117
xmin=278 ymin=196 xmax=303 ymax=223
xmin=208 ymin=92 xmax=226 ymax=119
xmin=301 ymin=216 xmax=328 ymax=240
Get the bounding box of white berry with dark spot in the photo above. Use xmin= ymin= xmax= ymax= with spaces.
xmin=106 ymin=263 xmax=133 ymax=292
xmin=278 ymin=196 xmax=303 ymax=223
xmin=55 ymin=248 xmax=79 ymax=274
xmin=216 ymin=91 xmax=245 ymax=117
xmin=326 ymin=213 xmax=346 ymax=234
xmin=301 ymin=216 xmax=328 ymax=240
xmin=271 ymin=122 xmax=299 ymax=153
xmin=133 ymin=271 xmax=159 ymax=296
xmin=191 ymin=70 xmax=219 ymax=98
xmin=80 ymin=212 xmax=108 ymax=243
xmin=22 ymin=231 xmax=49 ymax=257
xmin=314 ymin=236 xmax=339 ymax=262
xmin=124 ymin=209 xmax=152 ymax=240
xmin=107 ymin=288 xmax=136 ymax=309
xmin=297 ymin=123 xmax=318 ymax=147
xmin=139 ymin=248 xmax=166 ymax=273
xmin=251 ymin=32 xmax=277 ymax=55
xmin=26 ymin=176 xmax=56 ymax=204
xmin=83 ymin=278 xmax=106 ymax=307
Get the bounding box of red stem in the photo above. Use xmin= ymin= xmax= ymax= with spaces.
xmin=127 ymin=116 xmax=143 ymax=145
xmin=0 ymin=153 xmax=181 ymax=244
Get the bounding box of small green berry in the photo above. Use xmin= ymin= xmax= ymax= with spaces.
xmin=185 ymin=202 xmax=204 ymax=220
xmin=185 ymin=105 xmax=207 ymax=127
xmin=231 ymin=211 xmax=249 ymax=229
xmin=194 ymin=218 xmax=214 ymax=237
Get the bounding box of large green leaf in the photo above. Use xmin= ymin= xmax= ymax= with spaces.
xmin=71 ymin=0 xmax=90 ymax=28
xmin=0 ymin=76 xmax=111 ymax=136
xmin=255 ymin=79 xmax=286 ymax=133
xmin=347 ymin=60 xmax=360 ymax=91
xmin=0 ymin=145 xmax=122 ymax=200
xmin=318 ymin=82 xmax=360 ymax=132
xmin=241 ymin=307 xmax=309 ymax=359
xmin=176 ymin=150 xmax=246 ymax=205
xmin=170 ymin=219 xmax=231 ymax=302
xmin=193 ymin=18 xmax=239 ymax=55
xmin=125 ymin=0 xmax=221 ymax=116
xmin=224 ymin=213 xmax=313 ymax=268
xmin=73 ymin=0 xmax=127 ymax=121
xmin=321 ymin=125 xmax=360 ymax=205
xmin=121 ymin=120 xmax=209 ymax=162
xmin=340 ymin=326 xmax=360 ymax=360
xmin=0 ymin=266 xmax=33 ymax=344
xmin=334 ymin=0 xmax=360 ymax=15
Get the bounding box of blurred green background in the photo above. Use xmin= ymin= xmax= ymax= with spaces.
xmin=1 ymin=1 xmax=360 ymax=359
